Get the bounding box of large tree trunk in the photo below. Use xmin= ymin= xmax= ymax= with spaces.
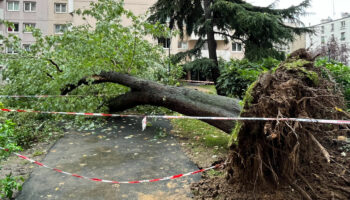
xmin=62 ymin=71 xmax=241 ymax=133
xmin=203 ymin=0 xmax=224 ymax=96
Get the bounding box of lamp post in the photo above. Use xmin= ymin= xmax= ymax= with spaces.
xmin=166 ymin=17 xmax=171 ymax=75
xmin=168 ymin=37 xmax=171 ymax=74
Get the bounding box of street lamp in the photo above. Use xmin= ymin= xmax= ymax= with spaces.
xmin=166 ymin=17 xmax=171 ymax=75
xmin=168 ymin=37 xmax=171 ymax=74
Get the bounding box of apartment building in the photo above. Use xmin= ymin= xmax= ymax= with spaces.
xmin=0 ymin=0 xmax=80 ymax=52
xmin=306 ymin=13 xmax=350 ymax=63
xmin=0 ymin=0 xmax=245 ymax=60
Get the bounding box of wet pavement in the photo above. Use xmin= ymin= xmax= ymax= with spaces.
xmin=16 ymin=118 xmax=201 ymax=200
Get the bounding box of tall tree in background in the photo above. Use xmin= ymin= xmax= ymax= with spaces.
xmin=313 ymin=37 xmax=350 ymax=65
xmin=149 ymin=0 xmax=312 ymax=95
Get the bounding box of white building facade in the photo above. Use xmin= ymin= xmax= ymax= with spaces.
xmin=306 ymin=13 xmax=350 ymax=64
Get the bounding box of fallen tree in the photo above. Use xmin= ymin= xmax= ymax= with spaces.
xmin=61 ymin=49 xmax=349 ymax=199
xmin=1 ymin=1 xmax=348 ymax=198
xmin=61 ymin=71 xmax=241 ymax=133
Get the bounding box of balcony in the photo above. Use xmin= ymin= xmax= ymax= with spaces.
xmin=189 ymin=33 xmax=225 ymax=41
xmin=200 ymin=50 xmax=232 ymax=61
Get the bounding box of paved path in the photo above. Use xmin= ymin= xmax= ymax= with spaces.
xmin=17 ymin=118 xmax=200 ymax=200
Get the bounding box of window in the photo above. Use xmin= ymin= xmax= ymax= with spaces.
xmin=7 ymin=46 xmax=18 ymax=54
xmin=7 ymin=1 xmax=20 ymax=11
xmin=23 ymin=23 xmax=36 ymax=33
xmin=24 ymin=2 xmax=36 ymax=12
xmin=331 ymin=24 xmax=334 ymax=32
xmin=321 ymin=36 xmax=325 ymax=44
xmin=23 ymin=44 xmax=31 ymax=51
xmin=158 ymin=37 xmax=170 ymax=49
xmin=55 ymin=3 xmax=67 ymax=13
xmin=54 ymin=24 xmax=67 ymax=34
xmin=8 ymin=23 xmax=19 ymax=33
xmin=178 ymin=41 xmax=188 ymax=49
xmin=321 ymin=26 xmax=324 ymax=34
xmin=232 ymin=42 xmax=242 ymax=52
xmin=341 ymin=32 xmax=345 ymax=41
xmin=341 ymin=21 xmax=346 ymax=29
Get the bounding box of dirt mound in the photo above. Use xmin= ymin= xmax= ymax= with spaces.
xmin=193 ymin=49 xmax=350 ymax=199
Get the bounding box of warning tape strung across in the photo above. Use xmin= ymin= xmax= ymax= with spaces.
xmin=0 ymin=147 xmax=219 ymax=184
xmin=0 ymin=94 xmax=115 ymax=98
xmin=0 ymin=108 xmax=142 ymax=117
xmin=1 ymin=108 xmax=350 ymax=127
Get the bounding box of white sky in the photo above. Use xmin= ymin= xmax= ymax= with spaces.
xmin=246 ymin=0 xmax=350 ymax=26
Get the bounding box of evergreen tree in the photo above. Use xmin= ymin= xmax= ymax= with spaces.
xmin=149 ymin=0 xmax=312 ymax=95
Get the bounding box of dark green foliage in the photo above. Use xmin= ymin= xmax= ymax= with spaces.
xmin=182 ymin=58 xmax=216 ymax=79
xmin=217 ymin=58 xmax=280 ymax=98
xmin=0 ymin=173 xmax=24 ymax=199
xmin=0 ymin=117 xmax=24 ymax=199
xmin=149 ymin=0 xmax=312 ymax=62
xmin=315 ymin=59 xmax=350 ymax=109
xmin=0 ymin=119 xmax=22 ymax=159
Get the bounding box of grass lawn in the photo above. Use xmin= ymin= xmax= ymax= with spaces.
xmin=183 ymin=84 xmax=217 ymax=95
xmin=170 ymin=117 xmax=230 ymax=168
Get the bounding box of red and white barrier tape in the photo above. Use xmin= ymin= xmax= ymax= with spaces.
xmin=1 ymin=108 xmax=349 ymax=126
xmin=0 ymin=147 xmax=219 ymax=184
xmin=0 ymin=94 xmax=114 ymax=98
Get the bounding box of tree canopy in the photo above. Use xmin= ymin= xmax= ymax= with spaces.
xmin=149 ymin=0 xmax=312 ymax=61
xmin=0 ymin=0 xmax=240 ymax=132
xmin=149 ymin=0 xmax=312 ymax=95
xmin=0 ymin=0 xmax=177 ymax=112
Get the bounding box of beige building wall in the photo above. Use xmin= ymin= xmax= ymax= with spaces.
xmin=277 ymin=23 xmax=306 ymax=54
xmin=289 ymin=34 xmax=306 ymax=53
xmin=71 ymin=0 xmax=97 ymax=26
xmin=47 ymin=0 xmax=72 ymax=35
xmin=0 ymin=0 xmax=51 ymax=46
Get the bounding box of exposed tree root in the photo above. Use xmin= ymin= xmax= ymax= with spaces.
xmin=296 ymin=171 xmax=319 ymax=199
xmin=309 ymin=132 xmax=331 ymax=163
xmin=288 ymin=178 xmax=312 ymax=200
xmin=192 ymin=49 xmax=349 ymax=200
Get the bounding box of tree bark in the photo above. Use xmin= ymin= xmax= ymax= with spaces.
xmin=203 ymin=0 xmax=224 ymax=96
xmin=62 ymin=71 xmax=241 ymax=133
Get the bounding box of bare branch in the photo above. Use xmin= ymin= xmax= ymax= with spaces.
xmin=48 ymin=59 xmax=63 ymax=72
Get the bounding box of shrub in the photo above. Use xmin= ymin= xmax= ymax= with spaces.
xmin=315 ymin=58 xmax=350 ymax=109
xmin=0 ymin=174 xmax=24 ymax=199
xmin=0 ymin=119 xmax=23 ymax=199
xmin=0 ymin=120 xmax=22 ymax=159
xmin=217 ymin=58 xmax=279 ymax=98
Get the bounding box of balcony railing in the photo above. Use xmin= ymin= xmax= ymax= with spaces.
xmin=200 ymin=50 xmax=232 ymax=60
xmin=189 ymin=33 xmax=225 ymax=41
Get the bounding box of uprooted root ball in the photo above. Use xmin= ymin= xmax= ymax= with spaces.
xmin=193 ymin=49 xmax=350 ymax=200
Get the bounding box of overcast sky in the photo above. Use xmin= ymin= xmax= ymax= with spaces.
xmin=246 ymin=0 xmax=350 ymax=26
